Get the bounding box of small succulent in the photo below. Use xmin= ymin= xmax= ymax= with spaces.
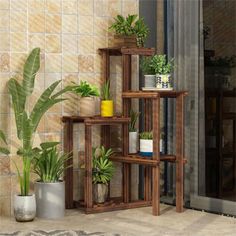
xmin=139 ymin=131 xmax=153 ymax=140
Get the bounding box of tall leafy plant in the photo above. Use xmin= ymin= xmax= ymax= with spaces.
xmin=0 ymin=130 xmax=10 ymax=155
xmin=8 ymin=48 xmax=72 ymax=196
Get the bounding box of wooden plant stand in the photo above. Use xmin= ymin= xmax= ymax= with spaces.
xmin=62 ymin=47 xmax=188 ymax=215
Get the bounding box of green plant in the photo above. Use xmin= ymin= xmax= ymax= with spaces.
xmin=140 ymin=57 xmax=155 ymax=75
xmin=139 ymin=131 xmax=153 ymax=140
xmin=206 ymin=55 xmax=236 ymax=68
xmin=92 ymin=146 xmax=115 ymax=184
xmin=8 ymin=48 xmax=72 ymax=196
xmin=33 ymin=142 xmax=71 ymax=183
xmin=129 ymin=110 xmax=140 ymax=132
xmin=0 ymin=130 xmax=10 ymax=155
xmin=101 ymin=80 xmax=111 ymax=100
xmin=71 ymin=81 xmax=99 ymax=97
xmin=109 ymin=14 xmax=149 ymax=47
xmin=150 ymin=55 xmax=174 ymax=75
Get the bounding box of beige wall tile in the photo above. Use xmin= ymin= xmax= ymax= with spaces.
xmin=29 ymin=12 xmax=45 ymax=33
xmin=62 ymin=15 xmax=78 ymax=34
xmin=45 ymin=114 xmax=62 ymax=133
xmin=108 ymin=0 xmax=122 ymax=17
xmin=29 ymin=0 xmax=45 ymax=11
xmin=94 ymin=17 xmax=108 ymax=36
xmin=0 ymin=0 xmax=9 ymax=10
xmin=0 ymin=197 xmax=11 ymax=216
xmin=78 ymin=55 xmax=94 ymax=73
xmin=10 ymin=0 xmax=27 ymax=10
xmin=0 ymin=33 xmax=10 ymax=51
xmin=78 ymin=36 xmax=94 ymax=54
xmin=62 ymin=55 xmax=78 ymax=73
xmin=78 ymin=16 xmax=93 ymax=34
xmin=93 ymin=36 xmax=108 ymax=53
xmin=94 ymin=0 xmax=108 ymax=17
xmin=0 ymin=176 xmax=11 ymax=197
xmin=78 ymin=0 xmax=93 ymax=16
xmin=10 ymin=53 xmax=27 ymax=73
xmin=0 ymin=10 xmax=9 ymax=31
xmin=10 ymin=10 xmax=27 ymax=32
xmin=46 ymin=34 xmax=61 ymax=53
xmin=122 ymin=0 xmax=138 ymax=16
xmin=62 ymin=34 xmax=77 ymax=53
xmin=46 ymin=14 xmax=62 ymax=33
xmin=45 ymin=54 xmax=62 ymax=73
xmin=10 ymin=32 xmax=27 ymax=52
xmin=46 ymin=0 xmax=61 ymax=14
xmin=28 ymin=34 xmax=45 ymax=53
xmin=0 ymin=94 xmax=10 ymax=113
xmin=62 ymin=0 xmax=77 ymax=14
xmin=0 ymin=53 xmax=10 ymax=72
xmin=0 ymin=157 xmax=10 ymax=175
xmin=0 ymin=73 xmax=9 ymax=94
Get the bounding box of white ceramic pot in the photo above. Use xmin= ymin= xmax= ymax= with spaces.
xmin=140 ymin=139 xmax=153 ymax=157
xmin=35 ymin=181 xmax=65 ymax=219
xmin=144 ymin=75 xmax=156 ymax=88
xmin=129 ymin=131 xmax=139 ymax=154
xmin=156 ymin=74 xmax=173 ymax=90
xmin=14 ymin=194 xmax=36 ymax=222
xmin=80 ymin=97 xmax=96 ymax=117
xmin=93 ymin=183 xmax=108 ymax=204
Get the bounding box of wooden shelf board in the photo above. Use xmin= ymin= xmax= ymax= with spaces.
xmin=99 ymin=47 xmax=155 ymax=56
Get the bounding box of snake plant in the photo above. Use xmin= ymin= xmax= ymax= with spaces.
xmin=8 ymin=48 xmax=72 ymax=196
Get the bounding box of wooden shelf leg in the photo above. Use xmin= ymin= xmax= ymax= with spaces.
xmin=64 ymin=120 xmax=74 ymax=209
xmin=176 ymin=94 xmax=184 ymax=213
xmin=85 ymin=124 xmax=93 ymax=209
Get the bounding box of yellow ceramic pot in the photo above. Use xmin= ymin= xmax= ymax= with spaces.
xmin=101 ymin=100 xmax=113 ymax=117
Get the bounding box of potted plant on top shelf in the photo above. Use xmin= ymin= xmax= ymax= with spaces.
xmin=150 ymin=55 xmax=174 ymax=90
xmin=109 ymin=14 xmax=149 ymax=48
xmin=129 ymin=110 xmax=140 ymax=154
xmin=8 ymin=48 xmax=72 ymax=222
xmin=33 ymin=142 xmax=71 ymax=219
xmin=101 ymin=80 xmax=114 ymax=117
xmin=71 ymin=81 xmax=100 ymax=117
xmin=141 ymin=56 xmax=156 ymax=89
xmin=92 ymin=146 xmax=115 ymax=204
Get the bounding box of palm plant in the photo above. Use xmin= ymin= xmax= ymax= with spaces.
xmin=8 ymin=48 xmax=72 ymax=196
xmin=92 ymin=146 xmax=115 ymax=184
xmin=0 ymin=130 xmax=10 ymax=155
xmin=129 ymin=110 xmax=140 ymax=132
xmin=101 ymin=80 xmax=111 ymax=100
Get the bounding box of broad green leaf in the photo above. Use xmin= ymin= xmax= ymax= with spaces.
xmin=40 ymin=142 xmax=60 ymax=150
xmin=0 ymin=147 xmax=10 ymax=155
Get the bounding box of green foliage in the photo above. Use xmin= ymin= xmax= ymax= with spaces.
xmin=101 ymin=80 xmax=111 ymax=100
xmin=140 ymin=57 xmax=155 ymax=75
xmin=109 ymin=14 xmax=149 ymax=47
xmin=129 ymin=110 xmax=140 ymax=132
xmin=92 ymin=146 xmax=115 ymax=184
xmin=139 ymin=131 xmax=153 ymax=140
xmin=0 ymin=130 xmax=10 ymax=155
xmin=8 ymin=48 xmax=72 ymax=196
xmin=33 ymin=142 xmax=71 ymax=183
xmin=150 ymin=55 xmax=174 ymax=75
xmin=71 ymin=81 xmax=99 ymax=97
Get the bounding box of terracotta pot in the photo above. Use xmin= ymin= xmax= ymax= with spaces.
xmin=93 ymin=183 xmax=108 ymax=204
xmin=114 ymin=35 xmax=137 ymax=48
xmin=80 ymin=97 xmax=96 ymax=117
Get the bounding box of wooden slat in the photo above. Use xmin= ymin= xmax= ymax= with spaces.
xmin=98 ymin=47 xmax=155 ymax=56
xmin=122 ymin=91 xmax=188 ymax=98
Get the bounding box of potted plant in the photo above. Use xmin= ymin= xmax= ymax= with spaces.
xmin=8 ymin=48 xmax=72 ymax=222
xmin=101 ymin=80 xmax=113 ymax=117
xmin=33 ymin=142 xmax=71 ymax=219
xmin=71 ymin=81 xmax=99 ymax=117
xmin=109 ymin=14 xmax=149 ymax=47
xmin=150 ymin=55 xmax=174 ymax=90
xmin=141 ymin=56 xmax=156 ymax=89
xmin=128 ymin=110 xmax=140 ymax=154
xmin=92 ymin=146 xmax=115 ymax=204
xmin=139 ymin=131 xmax=153 ymax=157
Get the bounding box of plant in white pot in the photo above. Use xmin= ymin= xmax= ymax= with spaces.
xmin=8 ymin=48 xmax=72 ymax=222
xmin=150 ymin=55 xmax=174 ymax=90
xmin=92 ymin=146 xmax=115 ymax=204
xmin=139 ymin=131 xmax=153 ymax=157
xmin=128 ymin=110 xmax=140 ymax=154
xmin=141 ymin=56 xmax=156 ymax=89
xmin=71 ymin=81 xmax=100 ymax=117
xmin=33 ymin=142 xmax=71 ymax=219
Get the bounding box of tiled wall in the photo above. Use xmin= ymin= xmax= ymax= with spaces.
xmin=0 ymin=0 xmax=139 ymax=216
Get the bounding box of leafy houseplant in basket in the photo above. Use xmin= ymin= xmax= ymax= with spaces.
xmin=71 ymin=81 xmax=99 ymax=117
xmin=141 ymin=56 xmax=156 ymax=89
xmin=150 ymin=55 xmax=174 ymax=90
xmin=109 ymin=14 xmax=149 ymax=47
xmin=33 ymin=142 xmax=71 ymax=219
xmin=92 ymin=146 xmax=115 ymax=204
xmin=101 ymin=80 xmax=113 ymax=117
xmin=139 ymin=131 xmax=153 ymax=157
xmin=8 ymin=48 xmax=72 ymax=222
xmin=129 ymin=110 xmax=140 ymax=154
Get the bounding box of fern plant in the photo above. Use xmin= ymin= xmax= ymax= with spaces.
xmin=8 ymin=48 xmax=72 ymax=196
xmin=0 ymin=130 xmax=10 ymax=155
xmin=71 ymin=81 xmax=99 ymax=97
xmin=101 ymin=80 xmax=111 ymax=100
xmin=129 ymin=110 xmax=140 ymax=132
xmin=92 ymin=146 xmax=115 ymax=185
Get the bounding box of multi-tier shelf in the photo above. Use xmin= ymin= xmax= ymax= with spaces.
xmin=62 ymin=47 xmax=188 ymax=215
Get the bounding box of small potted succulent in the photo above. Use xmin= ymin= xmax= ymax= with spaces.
xmin=109 ymin=14 xmax=149 ymax=47
xmin=71 ymin=81 xmax=99 ymax=117
xmin=150 ymin=55 xmax=174 ymax=90
xmin=141 ymin=56 xmax=156 ymax=89
xmin=128 ymin=110 xmax=140 ymax=154
xmin=139 ymin=131 xmax=153 ymax=157
xmin=33 ymin=142 xmax=71 ymax=219
xmin=92 ymin=146 xmax=115 ymax=204
xmin=101 ymin=80 xmax=113 ymax=117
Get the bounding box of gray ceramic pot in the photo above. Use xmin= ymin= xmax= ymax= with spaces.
xmin=35 ymin=181 xmax=65 ymax=219
xmin=144 ymin=75 xmax=156 ymax=88
xmin=14 ymin=194 xmax=36 ymax=222
xmin=93 ymin=183 xmax=108 ymax=204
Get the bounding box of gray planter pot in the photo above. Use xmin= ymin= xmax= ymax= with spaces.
xmin=14 ymin=194 xmax=36 ymax=222
xmin=35 ymin=181 xmax=65 ymax=219
xmin=144 ymin=75 xmax=156 ymax=88
xmin=93 ymin=183 xmax=108 ymax=204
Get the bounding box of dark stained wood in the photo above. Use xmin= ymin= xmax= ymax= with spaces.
xmin=122 ymin=91 xmax=188 ymax=98
xmin=98 ymin=47 xmax=155 ymax=56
